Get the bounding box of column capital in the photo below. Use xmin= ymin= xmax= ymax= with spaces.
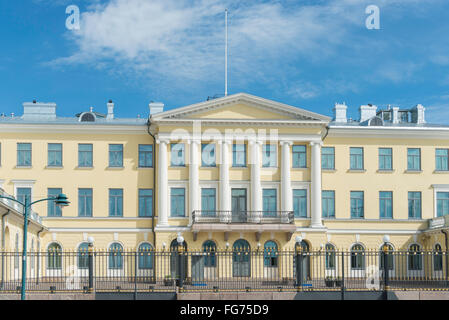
xmin=156 ymin=138 xmax=170 ymax=145
xmin=280 ymin=140 xmax=293 ymax=147
xmin=221 ymin=139 xmax=232 ymax=146
xmin=187 ymin=139 xmax=201 ymax=146
xmin=309 ymin=141 xmax=323 ymax=147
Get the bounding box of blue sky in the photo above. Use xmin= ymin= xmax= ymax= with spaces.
xmin=1 ymin=0 xmax=449 ymax=123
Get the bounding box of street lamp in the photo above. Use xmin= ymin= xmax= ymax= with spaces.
xmin=87 ymin=237 xmax=94 ymax=293
xmin=382 ymin=234 xmax=391 ymax=300
xmin=0 ymin=193 xmax=70 ymax=300
xmin=295 ymin=236 xmax=303 ymax=288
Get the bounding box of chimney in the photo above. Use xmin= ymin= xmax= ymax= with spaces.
xmin=22 ymin=101 xmax=57 ymax=120
xmin=411 ymin=104 xmax=426 ymax=124
xmin=107 ymin=100 xmax=114 ymax=120
xmin=149 ymin=102 xmax=164 ymax=116
xmin=359 ymin=104 xmax=377 ymax=122
xmin=333 ymin=103 xmax=347 ymax=123
xmin=392 ymin=107 xmax=400 ymax=124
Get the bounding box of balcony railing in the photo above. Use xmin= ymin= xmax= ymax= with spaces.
xmin=0 ymin=188 xmax=43 ymax=225
xmin=192 ymin=211 xmax=295 ymax=224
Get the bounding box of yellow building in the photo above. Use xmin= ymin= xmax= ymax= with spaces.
xmin=0 ymin=93 xmax=448 ymax=267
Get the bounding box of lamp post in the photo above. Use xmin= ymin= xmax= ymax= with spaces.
xmin=177 ymin=234 xmax=185 ymax=288
xmin=87 ymin=236 xmax=94 ymax=293
xmin=382 ymin=235 xmax=390 ymax=301
xmin=0 ymin=193 xmax=70 ymax=300
xmin=295 ymin=236 xmax=303 ymax=288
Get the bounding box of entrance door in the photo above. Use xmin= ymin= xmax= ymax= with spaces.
xmin=231 ymin=189 xmax=247 ymax=223
xmin=191 ymin=255 xmax=205 ymax=282
xmin=170 ymin=240 xmax=188 ymax=281
xmin=233 ymin=240 xmax=251 ymax=277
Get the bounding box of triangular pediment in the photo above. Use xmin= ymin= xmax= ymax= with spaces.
xmin=151 ymin=93 xmax=330 ymax=123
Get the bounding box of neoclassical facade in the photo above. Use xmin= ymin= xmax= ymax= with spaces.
xmin=0 ymin=93 xmax=448 ymax=257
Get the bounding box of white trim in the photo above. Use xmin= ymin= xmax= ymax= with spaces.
xmin=432 ymin=184 xmax=449 ymax=218
xmin=328 ymin=126 xmax=449 ymax=139
xmin=47 ymin=228 xmax=154 ymax=233
xmin=0 ymin=123 xmax=147 ymax=134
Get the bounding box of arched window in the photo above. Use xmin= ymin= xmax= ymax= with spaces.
xmin=380 ymin=244 xmax=394 ymax=270
xmin=350 ymin=244 xmax=365 ymax=270
xmin=138 ymin=243 xmax=154 ymax=270
xmin=47 ymin=243 xmax=62 ymax=270
xmin=78 ymin=242 xmax=89 ymax=269
xmin=408 ymin=244 xmax=422 ymax=271
xmin=233 ymin=239 xmax=251 ymax=277
xmin=202 ymin=240 xmax=216 ymax=268
xmin=434 ymin=244 xmax=443 ymax=272
xmin=264 ymin=241 xmax=278 ymax=268
xmin=325 ymin=244 xmax=336 ymax=270
xmin=108 ymin=243 xmax=123 ymax=270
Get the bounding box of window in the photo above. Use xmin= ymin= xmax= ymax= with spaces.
xmin=48 ymin=143 xmax=62 ymax=167
xmin=201 ymin=188 xmax=216 ymax=217
xmin=78 ymin=189 xmax=93 ymax=217
xmin=293 ymin=189 xmax=307 ymax=218
xmin=48 ymin=188 xmax=62 ymax=217
xmin=14 ymin=233 xmax=19 ymax=269
xmin=203 ymin=240 xmax=217 ymax=267
xmin=292 ymin=145 xmax=307 ymax=168
xmin=17 ymin=187 xmax=31 ymax=205
xmin=77 ymin=243 xmax=89 ymax=269
xmin=325 ymin=244 xmax=336 ymax=270
xmin=350 ymin=147 xmax=364 ymax=170
xmin=379 ymin=148 xmax=392 ymax=170
xmin=436 ymin=149 xmax=449 ymax=171
xmin=201 ymin=143 xmax=216 ymax=167
xmin=138 ymin=189 xmax=153 ymax=217
xmin=408 ymin=192 xmax=421 ymax=219
xmin=407 ymin=148 xmax=421 ymax=171
xmin=232 ymin=144 xmax=246 ymax=167
xmin=138 ymin=145 xmax=153 ymax=167
xmin=262 ymin=144 xmax=277 ymax=168
xmin=138 ymin=243 xmax=154 ymax=270
xmin=350 ymin=191 xmax=364 ymax=219
xmin=170 ymin=188 xmax=185 ymax=217
xmin=17 ymin=143 xmax=31 ymax=166
xmin=108 ymin=243 xmax=123 ymax=269
xmin=437 ymin=192 xmax=449 ymax=217
xmin=78 ymin=144 xmax=93 ymax=167
xmin=47 ymin=243 xmax=62 ymax=270
xmin=379 ymin=191 xmax=393 ymax=219
xmin=322 ymin=191 xmax=335 ymax=218
xmin=321 ymin=147 xmax=335 ymax=170
xmin=434 ymin=244 xmax=443 ymax=272
xmin=263 ymin=189 xmax=277 ymax=217
xmin=350 ymin=244 xmax=365 ymax=270
xmin=408 ymin=244 xmax=422 ymax=271
xmin=171 ymin=143 xmax=185 ymax=167
xmin=109 ymin=189 xmax=123 ymax=217
xmin=109 ymin=144 xmax=123 ymax=167
xmin=264 ymin=241 xmax=278 ymax=267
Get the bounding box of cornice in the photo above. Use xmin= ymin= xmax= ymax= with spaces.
xmin=328 ymin=126 xmax=449 ymax=139
xmin=0 ymin=123 xmax=148 ymax=134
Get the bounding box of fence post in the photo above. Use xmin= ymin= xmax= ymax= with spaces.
xmin=295 ymin=246 xmax=303 ymax=289
xmin=134 ymin=251 xmax=138 ymax=300
xmin=382 ymin=247 xmax=389 ymax=300
xmin=88 ymin=244 xmax=93 ymax=293
xmin=177 ymin=245 xmax=184 ymax=289
xmin=341 ymin=251 xmax=345 ymax=300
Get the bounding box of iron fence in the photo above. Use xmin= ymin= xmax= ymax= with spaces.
xmin=0 ymin=249 xmax=448 ymax=294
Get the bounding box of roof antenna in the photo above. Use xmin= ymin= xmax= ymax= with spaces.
xmin=225 ymin=8 xmax=228 ymax=97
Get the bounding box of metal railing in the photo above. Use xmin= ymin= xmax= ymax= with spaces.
xmin=192 ymin=211 xmax=295 ymax=224
xmin=0 ymin=249 xmax=448 ymax=294
xmin=0 ymin=188 xmax=43 ymax=224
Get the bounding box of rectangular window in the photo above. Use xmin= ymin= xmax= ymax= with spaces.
xmin=201 ymin=143 xmax=216 ymax=167
xmin=407 ymin=148 xmax=421 ymax=171
xmin=350 ymin=191 xmax=364 ymax=219
xmin=78 ymin=144 xmax=93 ymax=167
xmin=262 ymin=144 xmax=277 ymax=168
xmin=408 ymin=192 xmax=422 ymax=219
xmin=138 ymin=145 xmax=153 ymax=168
xmin=321 ymin=147 xmax=335 ymax=170
xmin=436 ymin=149 xmax=449 ymax=171
xmin=232 ymin=144 xmax=246 ymax=167
xmin=293 ymin=189 xmax=307 ymax=218
xmin=170 ymin=188 xmax=185 ymax=217
xmin=201 ymin=188 xmax=216 ymax=217
xmin=379 ymin=191 xmax=393 ymax=219
xmin=437 ymin=192 xmax=449 ymax=217
xmin=48 ymin=143 xmax=62 ymax=167
xmin=263 ymin=189 xmax=277 ymax=217
xmin=17 ymin=143 xmax=32 ymax=166
xmin=48 ymin=188 xmax=62 ymax=217
xmin=109 ymin=144 xmax=123 ymax=167
xmin=350 ymin=147 xmax=364 ymax=170
xmin=16 ymin=187 xmax=31 ymax=205
xmin=78 ymin=188 xmax=93 ymax=217
xmin=171 ymin=143 xmax=185 ymax=167
xmin=379 ymin=148 xmax=393 ymax=170
xmin=292 ymin=145 xmax=307 ymax=168
xmin=322 ymin=191 xmax=335 ymax=218
xmin=138 ymin=189 xmax=153 ymax=217
xmin=109 ymin=189 xmax=123 ymax=217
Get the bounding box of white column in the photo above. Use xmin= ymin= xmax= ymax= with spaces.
xmin=250 ymin=140 xmax=262 ymax=222
xmin=310 ymin=141 xmax=323 ymax=228
xmin=219 ymin=140 xmax=231 ymax=222
xmin=189 ymin=140 xmax=200 ymax=225
xmin=281 ymin=141 xmax=293 ymax=218
xmin=157 ymin=139 xmax=169 ymax=227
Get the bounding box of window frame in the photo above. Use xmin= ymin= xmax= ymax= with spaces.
xmin=379 ymin=191 xmax=393 ymax=219
xmin=350 ymin=191 xmax=364 ymax=219
xmin=47 ymin=143 xmax=63 ymax=167
xmin=349 ymin=147 xmax=364 ymax=170
xmin=292 ymin=145 xmax=307 ymax=168
xmin=232 ymin=143 xmax=247 ymax=168
xmin=407 ymin=148 xmax=421 ymax=171
xmin=17 ymin=143 xmax=32 ymax=167
xmin=78 ymin=188 xmax=93 ymax=217
xmin=321 ymin=147 xmax=335 ymax=170
xmin=138 ymin=144 xmax=153 ymax=168
xmin=78 ymin=144 xmax=93 ymax=168
xmin=378 ymin=148 xmax=393 ymax=171
xmin=138 ymin=189 xmax=153 ymax=217
xmin=109 ymin=144 xmax=124 ymax=168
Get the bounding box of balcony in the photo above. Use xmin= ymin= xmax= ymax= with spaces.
xmin=0 ymin=188 xmax=43 ymax=225
xmin=191 ymin=211 xmax=296 ymax=241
